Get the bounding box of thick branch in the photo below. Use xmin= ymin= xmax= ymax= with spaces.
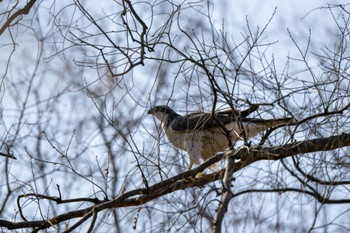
xmin=1 ymin=133 xmax=350 ymax=230
xmin=252 ymin=132 xmax=350 ymax=161
xmin=212 ymin=148 xmax=239 ymax=233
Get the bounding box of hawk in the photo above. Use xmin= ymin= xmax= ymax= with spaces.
xmin=148 ymin=105 xmax=294 ymax=170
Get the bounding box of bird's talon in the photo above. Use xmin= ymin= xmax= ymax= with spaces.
xmin=182 ymin=171 xmax=205 ymax=184
xmin=183 ymin=176 xmax=196 ymax=184
xmin=196 ymin=171 xmax=205 ymax=178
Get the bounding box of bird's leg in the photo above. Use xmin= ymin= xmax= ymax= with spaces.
xmin=188 ymin=160 xmax=206 ymax=177
xmin=187 ymin=161 xmax=194 ymax=171
xmin=182 ymin=160 xmax=200 ymax=183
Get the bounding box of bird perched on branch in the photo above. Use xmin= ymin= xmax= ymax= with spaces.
xmin=148 ymin=105 xmax=294 ymax=171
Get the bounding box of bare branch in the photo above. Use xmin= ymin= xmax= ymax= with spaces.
xmin=0 ymin=0 xmax=37 ymax=36
xmin=1 ymin=132 xmax=350 ymax=231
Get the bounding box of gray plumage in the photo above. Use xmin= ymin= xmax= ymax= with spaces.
xmin=148 ymin=105 xmax=294 ymax=170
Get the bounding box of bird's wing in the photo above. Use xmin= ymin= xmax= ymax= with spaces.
xmin=238 ymin=104 xmax=260 ymax=118
xmin=170 ymin=110 xmax=294 ymax=132
xmin=170 ymin=112 xmax=236 ymax=131
xmin=217 ymin=104 xmax=259 ymax=118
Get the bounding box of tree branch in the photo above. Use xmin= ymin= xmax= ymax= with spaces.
xmin=0 ymin=0 xmax=37 ymax=36
xmin=1 ymin=133 xmax=350 ymax=231
xmin=212 ymin=147 xmax=240 ymax=233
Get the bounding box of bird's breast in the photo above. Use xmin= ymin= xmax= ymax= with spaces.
xmin=162 ymin=125 xmax=229 ymax=154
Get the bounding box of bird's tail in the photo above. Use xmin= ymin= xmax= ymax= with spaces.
xmin=231 ymin=117 xmax=296 ymax=140
xmin=262 ymin=117 xmax=296 ymax=128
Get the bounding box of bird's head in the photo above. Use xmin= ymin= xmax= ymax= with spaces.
xmin=148 ymin=105 xmax=178 ymax=123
